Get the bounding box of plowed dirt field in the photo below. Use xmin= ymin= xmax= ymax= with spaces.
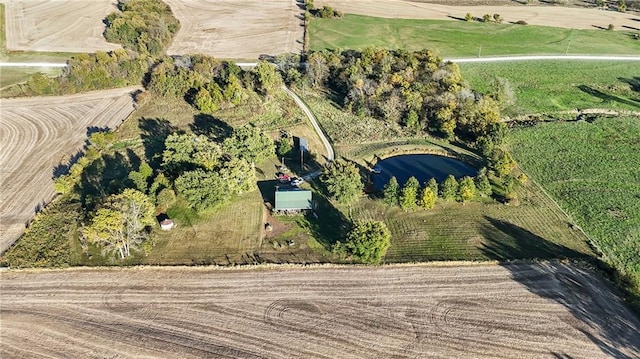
xmin=316 ymin=0 xmax=640 ymax=30
xmin=0 ymin=87 xmax=139 ymax=254
xmin=165 ymin=0 xmax=304 ymax=59
xmin=1 ymin=0 xmax=120 ymax=53
xmin=1 ymin=263 xmax=639 ymax=358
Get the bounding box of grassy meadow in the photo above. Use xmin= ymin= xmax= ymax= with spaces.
xmin=508 ymin=117 xmax=640 ymax=288
xmin=310 ymin=14 xmax=640 ymax=57
xmin=460 ymin=60 xmax=640 ymax=114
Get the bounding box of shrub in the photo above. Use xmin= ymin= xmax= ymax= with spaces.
xmin=483 ymin=14 xmax=492 ymax=22
xmin=607 ymin=23 xmax=615 ymax=31
xmin=465 ymin=13 xmax=473 ymax=22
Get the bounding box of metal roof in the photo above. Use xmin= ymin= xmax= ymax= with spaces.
xmin=274 ymin=189 xmax=312 ymax=210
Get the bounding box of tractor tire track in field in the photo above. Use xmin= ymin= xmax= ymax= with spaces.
xmin=1 ymin=263 xmax=639 ymax=358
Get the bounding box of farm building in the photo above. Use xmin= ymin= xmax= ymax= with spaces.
xmin=274 ymin=187 xmax=312 ymax=212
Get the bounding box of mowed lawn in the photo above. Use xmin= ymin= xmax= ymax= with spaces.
xmin=346 ymin=179 xmax=594 ymax=263
xmin=508 ymin=117 xmax=640 ymax=286
xmin=460 ymin=60 xmax=640 ymax=114
xmin=310 ymin=14 xmax=640 ymax=57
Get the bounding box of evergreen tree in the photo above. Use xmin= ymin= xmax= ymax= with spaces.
xmin=426 ymin=178 xmax=438 ymax=197
xmin=400 ymin=176 xmax=420 ymax=210
xmin=383 ymin=176 xmax=400 ymax=206
xmin=418 ymin=187 xmax=436 ymax=209
xmin=439 ymin=175 xmax=458 ymax=201
xmin=475 ymin=169 xmax=492 ymax=196
xmin=457 ymin=176 xmax=477 ymax=203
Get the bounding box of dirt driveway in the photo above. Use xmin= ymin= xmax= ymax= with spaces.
xmin=1 ymin=262 xmax=639 ymax=358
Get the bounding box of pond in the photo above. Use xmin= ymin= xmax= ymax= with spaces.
xmin=371 ymin=154 xmax=478 ymax=190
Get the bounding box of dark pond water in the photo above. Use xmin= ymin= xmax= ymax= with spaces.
xmin=371 ymin=154 xmax=478 ymax=190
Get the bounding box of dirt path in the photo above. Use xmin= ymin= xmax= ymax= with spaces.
xmin=282 ymin=85 xmax=334 ymax=163
xmin=0 ymin=87 xmax=139 ymax=254
xmin=1 ymin=262 xmax=639 ymax=358
xmin=316 ymin=0 xmax=640 ymax=30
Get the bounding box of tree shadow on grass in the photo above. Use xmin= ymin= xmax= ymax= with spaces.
xmin=298 ymin=194 xmax=350 ymax=250
xmin=577 ymin=85 xmax=640 ymax=108
xmin=190 ymin=113 xmax=233 ymax=142
xmin=78 ymin=151 xmax=133 ymax=210
xmin=619 ymin=76 xmax=640 ymax=93
xmin=479 ymin=217 xmax=640 ymax=357
xmin=479 ymin=216 xmax=588 ymax=260
xmin=139 ymin=118 xmax=179 ymax=170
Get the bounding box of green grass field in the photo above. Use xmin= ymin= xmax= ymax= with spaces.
xmin=310 ymin=14 xmax=640 ymax=57
xmin=460 ymin=60 xmax=640 ymax=114
xmin=508 ymin=116 xmax=640 ymax=288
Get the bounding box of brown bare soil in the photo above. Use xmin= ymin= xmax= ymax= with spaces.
xmin=316 ymin=0 xmax=640 ymax=30
xmin=1 ymin=262 xmax=638 ymax=358
xmin=165 ymin=0 xmax=304 ymax=59
xmin=0 ymin=87 xmax=139 ymax=254
xmin=2 ymin=0 xmax=121 ymax=53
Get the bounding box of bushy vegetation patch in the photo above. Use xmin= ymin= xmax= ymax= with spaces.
xmin=104 ymin=0 xmax=180 ymax=56
xmin=509 ymin=116 xmax=640 ymax=291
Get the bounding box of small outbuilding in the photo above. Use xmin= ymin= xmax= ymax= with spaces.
xmin=160 ymin=218 xmax=175 ymax=231
xmin=274 ymin=187 xmax=312 ymax=213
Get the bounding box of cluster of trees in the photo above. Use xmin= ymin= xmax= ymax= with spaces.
xmin=146 ymin=55 xmax=282 ymax=110
xmin=304 ymin=48 xmax=505 ymax=150
xmin=383 ymin=171 xmax=492 ymax=210
xmin=304 ymin=0 xmax=343 ymax=19
xmin=104 ymin=0 xmax=180 ymax=56
xmin=6 ymin=0 xmax=179 ymax=97
xmin=465 ymin=13 xmax=502 ymax=23
xmin=164 ymin=125 xmax=274 ymax=211
xmin=7 ymin=49 xmax=149 ymax=97
xmin=333 ymin=220 xmax=391 ymax=264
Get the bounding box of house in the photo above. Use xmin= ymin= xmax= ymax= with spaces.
xmin=274 ymin=187 xmax=312 ymax=213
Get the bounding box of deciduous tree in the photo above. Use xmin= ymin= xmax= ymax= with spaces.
xmin=400 ymin=176 xmax=419 ymax=210
xmin=457 ymin=176 xmax=477 ymax=202
xmin=83 ymin=189 xmax=155 ymax=259
xmin=418 ymin=186 xmax=436 ymax=209
xmin=337 ymin=220 xmax=391 ymax=264
xmin=322 ymin=159 xmax=363 ymax=204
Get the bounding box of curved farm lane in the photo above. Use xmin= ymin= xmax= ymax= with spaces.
xmin=1 ymin=263 xmax=639 ymax=358
xmin=282 ymin=85 xmax=335 ymax=163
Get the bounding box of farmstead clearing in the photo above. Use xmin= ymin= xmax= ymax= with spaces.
xmin=1 ymin=263 xmax=639 ymax=358
xmin=0 ymin=87 xmax=139 ymax=254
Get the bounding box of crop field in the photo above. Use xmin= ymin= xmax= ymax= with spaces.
xmin=315 ymin=0 xmax=640 ymax=31
xmin=460 ymin=60 xmax=640 ymax=114
xmin=2 ymin=263 xmax=639 ymax=358
xmin=0 ymin=87 xmax=139 ymax=254
xmin=310 ymin=14 xmax=640 ymax=57
xmin=1 ymin=0 xmax=120 ymax=53
xmin=508 ymin=117 xmax=640 ymax=289
xmin=164 ymin=0 xmax=303 ymax=59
